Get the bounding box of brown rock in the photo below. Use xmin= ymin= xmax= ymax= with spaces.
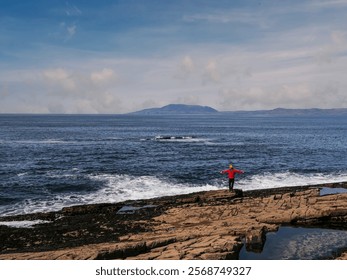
xmin=1 ymin=182 xmax=347 ymax=260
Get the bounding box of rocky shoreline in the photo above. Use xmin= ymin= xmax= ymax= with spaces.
xmin=1 ymin=182 xmax=347 ymax=260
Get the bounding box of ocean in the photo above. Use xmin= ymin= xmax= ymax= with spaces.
xmin=0 ymin=113 xmax=346 ymax=217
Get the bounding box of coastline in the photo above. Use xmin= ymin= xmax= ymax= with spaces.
xmin=1 ymin=182 xmax=347 ymax=260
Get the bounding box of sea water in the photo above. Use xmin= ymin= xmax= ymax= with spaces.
xmin=0 ymin=114 xmax=346 ymax=216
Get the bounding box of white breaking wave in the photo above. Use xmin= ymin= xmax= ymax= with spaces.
xmin=0 ymin=175 xmax=219 ymax=216
xmin=88 ymin=174 xmax=219 ymax=203
xmin=6 ymin=138 xmax=122 ymax=145
xmin=0 ymin=172 xmax=346 ymax=216
xmin=12 ymin=139 xmax=67 ymax=144
xmin=152 ymin=135 xmax=213 ymax=144
xmin=0 ymin=220 xmax=50 ymax=228
xmin=238 ymin=171 xmax=347 ymax=191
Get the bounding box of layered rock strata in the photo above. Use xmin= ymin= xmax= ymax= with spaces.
xmin=0 ymin=182 xmax=347 ymax=260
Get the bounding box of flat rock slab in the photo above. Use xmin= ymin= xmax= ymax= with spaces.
xmin=1 ymin=182 xmax=347 ymax=260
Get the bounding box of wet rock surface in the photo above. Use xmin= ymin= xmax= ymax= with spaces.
xmin=1 ymin=182 xmax=347 ymax=260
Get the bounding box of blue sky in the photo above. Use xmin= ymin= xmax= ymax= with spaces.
xmin=1 ymin=0 xmax=347 ymax=113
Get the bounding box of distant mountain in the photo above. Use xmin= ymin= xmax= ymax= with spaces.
xmin=131 ymin=104 xmax=219 ymax=115
xmin=130 ymin=105 xmax=347 ymax=116
xmin=223 ymin=107 xmax=347 ymax=116
xmin=253 ymin=108 xmax=347 ymax=116
xmin=269 ymin=108 xmax=347 ymax=116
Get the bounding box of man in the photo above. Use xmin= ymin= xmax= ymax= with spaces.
xmin=220 ymin=164 xmax=244 ymax=191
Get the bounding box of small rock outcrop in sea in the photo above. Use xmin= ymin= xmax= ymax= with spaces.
xmin=0 ymin=182 xmax=347 ymax=260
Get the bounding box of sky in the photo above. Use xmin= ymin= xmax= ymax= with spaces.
xmin=1 ymin=0 xmax=347 ymax=114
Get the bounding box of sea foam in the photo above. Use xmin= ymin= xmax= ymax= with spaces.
xmin=0 ymin=172 xmax=346 ymax=217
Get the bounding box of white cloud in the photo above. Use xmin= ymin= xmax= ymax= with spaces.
xmin=182 ymin=56 xmax=194 ymax=72
xmin=0 ymin=66 xmax=123 ymax=114
xmin=2 ymin=35 xmax=347 ymax=114
xmin=67 ymin=24 xmax=77 ymax=37
xmin=309 ymin=0 xmax=347 ymax=9
xmin=203 ymin=60 xmax=220 ymax=84
xmin=2 ymin=0 xmax=347 ymax=114
xmin=90 ymin=68 xmax=116 ymax=84
xmin=58 ymin=22 xmax=78 ymax=40
xmin=173 ymin=55 xmax=195 ymax=80
xmin=331 ymin=30 xmax=347 ymax=45
xmin=182 ymin=10 xmax=271 ymax=29
xmin=43 ymin=68 xmax=76 ymax=92
xmin=218 ymin=83 xmax=314 ymax=110
xmin=65 ymin=2 xmax=82 ymax=16
xmin=0 ymin=83 xmax=10 ymax=98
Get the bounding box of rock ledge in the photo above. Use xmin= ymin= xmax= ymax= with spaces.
xmin=1 ymin=182 xmax=347 ymax=260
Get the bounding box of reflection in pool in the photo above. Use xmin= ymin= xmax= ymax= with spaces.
xmin=239 ymin=226 xmax=347 ymax=260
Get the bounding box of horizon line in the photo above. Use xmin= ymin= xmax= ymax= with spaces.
xmin=1 ymin=106 xmax=347 ymax=115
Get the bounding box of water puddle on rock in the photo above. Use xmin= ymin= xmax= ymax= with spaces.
xmin=116 ymin=205 xmax=157 ymax=214
xmin=239 ymin=226 xmax=347 ymax=260
xmin=320 ymin=187 xmax=347 ymax=196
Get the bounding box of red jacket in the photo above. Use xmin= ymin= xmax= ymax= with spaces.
xmin=221 ymin=168 xmax=244 ymax=179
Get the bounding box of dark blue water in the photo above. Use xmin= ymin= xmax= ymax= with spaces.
xmin=0 ymin=114 xmax=346 ymax=216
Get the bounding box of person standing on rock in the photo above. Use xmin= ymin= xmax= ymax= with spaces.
xmin=220 ymin=164 xmax=244 ymax=191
